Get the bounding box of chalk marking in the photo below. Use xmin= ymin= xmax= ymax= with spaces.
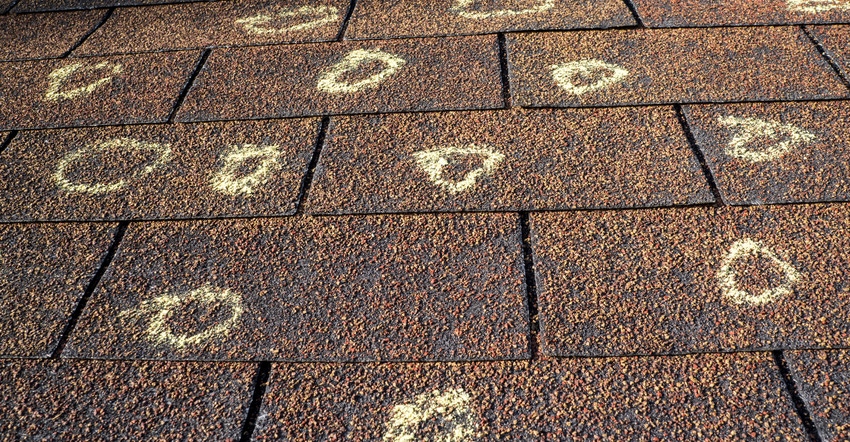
xmin=317 ymin=49 xmax=406 ymax=94
xmin=717 ymin=239 xmax=802 ymax=306
xmin=718 ymin=115 xmax=816 ymax=163
xmin=44 ymin=61 xmax=123 ymax=102
xmin=550 ymin=59 xmax=628 ymax=96
xmin=210 ymin=143 xmax=283 ymax=196
xmin=787 ymin=0 xmax=850 ymax=12
xmin=412 ymin=144 xmax=505 ymax=194
xmin=449 ymin=0 xmax=555 ymax=19
xmin=235 ymin=5 xmax=339 ymax=34
xmin=119 ymin=284 xmax=244 ymax=350
xmin=53 ymin=138 xmax=171 ymax=195
xmin=383 ymin=388 xmax=477 ymax=442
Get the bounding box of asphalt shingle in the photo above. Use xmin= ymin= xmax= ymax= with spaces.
xmin=532 ymin=204 xmax=850 ymax=357
xmin=508 ymin=27 xmax=849 ymax=107
xmin=0 ymin=359 xmax=253 ymax=439
xmin=346 ymin=0 xmax=635 ymax=39
xmin=176 ymin=36 xmax=503 ymax=122
xmin=0 ymin=52 xmax=198 ymax=130
xmin=76 ymin=0 xmax=346 ymax=56
xmin=685 ymin=100 xmax=850 ymax=205
xmin=66 ymin=214 xmax=528 ymax=361
xmin=632 ymin=0 xmax=850 ymax=27
xmin=810 ymin=24 xmax=850 ymax=79
xmin=787 ymin=349 xmax=850 ymax=440
xmin=306 ymin=107 xmax=712 ymax=214
xmin=0 ymin=119 xmax=319 ymax=221
xmin=0 ymin=223 xmax=116 ymax=357
xmin=256 ymin=353 xmax=804 ymax=439
xmin=0 ymin=10 xmax=104 ymax=61
xmin=13 ymin=0 xmax=216 ymax=12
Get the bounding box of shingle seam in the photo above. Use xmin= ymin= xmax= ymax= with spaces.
xmin=239 ymin=361 xmax=272 ymax=442
xmin=50 ymin=221 xmax=128 ymax=358
xmin=674 ymin=104 xmax=724 ymax=206
xmin=1 ymin=0 xmax=19 ymax=14
xmin=295 ymin=116 xmax=330 ymax=214
xmin=497 ymin=33 xmax=512 ymax=108
xmin=61 ymin=7 xmax=114 ymax=58
xmin=0 ymin=131 xmax=18 ymax=156
xmin=773 ymin=350 xmax=824 ymax=442
xmin=167 ymin=48 xmax=211 ymax=123
xmin=802 ymin=25 xmax=850 ymax=92
xmin=621 ymin=0 xmax=645 ymax=28
xmin=336 ymin=0 xmax=358 ymax=41
xmin=520 ymin=212 xmax=539 ymax=359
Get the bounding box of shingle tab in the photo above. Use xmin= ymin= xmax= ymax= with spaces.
xmin=508 ymin=27 xmax=849 ymax=107
xmin=532 ymin=204 xmax=850 ymax=357
xmin=76 ymin=0 xmax=346 ymax=56
xmin=0 ymin=52 xmax=198 ymax=130
xmin=633 ymin=0 xmax=850 ymax=27
xmin=787 ymin=349 xmax=850 ymax=440
xmin=176 ymin=36 xmax=503 ymax=122
xmin=0 ymin=359 xmax=253 ymax=439
xmin=67 ymin=214 xmax=528 ymax=361
xmin=0 ymin=11 xmax=103 ymax=61
xmin=811 ymin=24 xmax=850 ymax=79
xmin=14 ymin=0 xmax=216 ymax=12
xmin=0 ymin=119 xmax=319 ymax=221
xmin=306 ymin=107 xmax=712 ymax=214
xmin=346 ymin=0 xmax=635 ymax=39
xmin=0 ymin=223 xmax=116 ymax=357
xmin=256 ymin=353 xmax=804 ymax=439
xmin=684 ymin=101 xmax=850 ymax=205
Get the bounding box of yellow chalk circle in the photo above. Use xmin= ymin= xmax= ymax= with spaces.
xmin=317 ymin=49 xmax=406 ymax=94
xmin=718 ymin=115 xmax=816 ymax=163
xmin=383 ymin=388 xmax=477 ymax=442
xmin=449 ymin=0 xmax=554 ymax=19
xmin=550 ymin=59 xmax=628 ymax=96
xmin=119 ymin=284 xmax=244 ymax=350
xmin=53 ymin=137 xmax=172 ymax=195
xmin=787 ymin=0 xmax=850 ymax=12
xmin=412 ymin=144 xmax=506 ymax=194
xmin=210 ymin=143 xmax=283 ymax=196
xmin=716 ymin=238 xmax=802 ymax=306
xmin=44 ymin=61 xmax=123 ymax=102
xmin=235 ymin=5 xmax=339 ymax=34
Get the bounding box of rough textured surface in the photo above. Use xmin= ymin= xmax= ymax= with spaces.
xmin=307 ymin=107 xmax=712 ymax=214
xmin=633 ymin=0 xmax=850 ymax=27
xmin=0 ymin=10 xmax=103 ymax=61
xmin=508 ymin=27 xmax=849 ymax=107
xmin=13 ymin=0 xmax=215 ymax=12
xmin=811 ymin=24 xmax=850 ymax=79
xmin=67 ymin=214 xmax=528 ymax=361
xmin=76 ymin=0 xmax=346 ymax=56
xmin=177 ymin=36 xmax=502 ymax=122
xmin=685 ymin=101 xmax=850 ymax=205
xmin=347 ymin=0 xmax=634 ymax=39
xmin=0 ymin=223 xmax=115 ymax=357
xmin=0 ymin=359 xmax=253 ymax=439
xmin=256 ymin=353 xmax=805 ymax=439
xmin=0 ymin=119 xmax=319 ymax=221
xmin=0 ymin=52 xmax=198 ymax=130
xmin=787 ymin=349 xmax=850 ymax=440
xmin=532 ymin=204 xmax=850 ymax=357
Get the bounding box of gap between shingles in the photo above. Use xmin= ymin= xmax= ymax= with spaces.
xmin=497 ymin=33 xmax=512 ymax=108
xmin=239 ymin=361 xmax=273 ymax=442
xmin=336 ymin=0 xmax=358 ymax=41
xmin=772 ymin=350 xmax=824 ymax=442
xmin=0 ymin=131 xmax=18 ymax=156
xmin=167 ymin=48 xmax=211 ymax=123
xmin=674 ymin=104 xmax=724 ymax=207
xmin=801 ymin=25 xmax=850 ymax=91
xmin=61 ymin=7 xmax=114 ymax=58
xmin=295 ymin=116 xmax=330 ymax=214
xmin=621 ymin=0 xmax=645 ymax=28
xmin=519 ymin=212 xmax=540 ymax=359
xmin=50 ymin=221 xmax=129 ymax=358
xmin=1 ymin=0 xmax=20 ymax=14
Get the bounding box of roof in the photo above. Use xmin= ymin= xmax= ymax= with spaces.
xmin=1 ymin=0 xmax=849 ymax=439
